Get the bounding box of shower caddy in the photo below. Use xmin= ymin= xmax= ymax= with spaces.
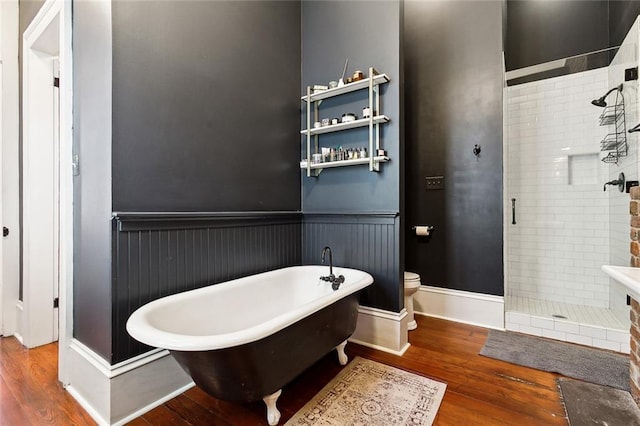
xmin=300 ymin=67 xmax=390 ymax=177
xmin=599 ymin=90 xmax=627 ymax=164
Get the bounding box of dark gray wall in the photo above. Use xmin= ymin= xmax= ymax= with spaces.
xmin=301 ymin=1 xmax=401 ymax=214
xmin=404 ymin=1 xmax=504 ymax=296
xmin=610 ymin=1 xmax=640 ymax=48
xmin=111 ymin=1 xmax=301 ymax=212
xmin=73 ymin=0 xmax=113 ymax=358
xmin=70 ymin=1 xmax=303 ymax=363
xmin=505 ymin=0 xmax=609 ymax=71
xmin=506 ymin=0 xmax=640 ymax=73
xmin=301 ymin=1 xmax=403 ymax=312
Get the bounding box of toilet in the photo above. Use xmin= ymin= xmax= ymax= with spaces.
xmin=404 ymin=271 xmax=421 ymax=330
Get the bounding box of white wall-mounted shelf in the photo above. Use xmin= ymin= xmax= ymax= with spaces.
xmin=301 ymin=115 xmax=390 ymax=136
xmin=300 ymin=156 xmax=390 ymax=172
xmin=301 ymin=67 xmax=390 ymax=177
xmin=301 ymin=73 xmax=390 ymax=102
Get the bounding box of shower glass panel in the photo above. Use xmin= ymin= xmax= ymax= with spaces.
xmin=607 ymin=38 xmax=638 ymax=331
xmin=504 ymin=43 xmax=637 ymax=353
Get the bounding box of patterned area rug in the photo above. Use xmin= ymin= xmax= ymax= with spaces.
xmin=285 ymin=357 xmax=447 ymax=425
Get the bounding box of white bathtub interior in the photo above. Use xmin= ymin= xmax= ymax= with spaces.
xmin=504 ymin=18 xmax=640 ymax=354
xmin=126 ymin=265 xmax=373 ymax=351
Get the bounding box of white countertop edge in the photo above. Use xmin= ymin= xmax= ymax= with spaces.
xmin=602 ymin=265 xmax=640 ymax=302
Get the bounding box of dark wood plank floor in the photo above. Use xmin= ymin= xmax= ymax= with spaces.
xmin=0 ymin=316 xmax=568 ymax=425
xmin=0 ymin=335 xmax=96 ymax=425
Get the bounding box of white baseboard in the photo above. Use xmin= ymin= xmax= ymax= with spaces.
xmin=66 ymin=385 xmax=110 ymax=426
xmin=66 ymin=339 xmax=193 ymax=425
xmin=349 ymin=306 xmax=410 ymax=355
xmin=413 ymin=285 xmax=505 ymax=330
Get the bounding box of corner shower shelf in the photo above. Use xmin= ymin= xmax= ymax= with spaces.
xmin=598 ymin=91 xmax=627 ymax=164
xmin=600 ymin=133 xmax=625 ymax=151
xmin=300 ymin=67 xmax=390 ymax=177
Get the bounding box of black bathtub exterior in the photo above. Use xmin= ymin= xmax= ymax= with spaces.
xmin=169 ymin=292 xmax=360 ymax=402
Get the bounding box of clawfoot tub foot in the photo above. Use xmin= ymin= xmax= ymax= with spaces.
xmin=263 ymin=389 xmax=282 ymax=425
xmin=336 ymin=340 xmax=348 ymax=365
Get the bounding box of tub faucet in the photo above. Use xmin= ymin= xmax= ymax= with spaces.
xmin=320 ymin=246 xmax=345 ymax=290
xmin=321 ymin=246 xmax=333 ymax=276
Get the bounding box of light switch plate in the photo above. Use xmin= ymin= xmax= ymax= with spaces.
xmin=425 ymin=176 xmax=444 ymax=190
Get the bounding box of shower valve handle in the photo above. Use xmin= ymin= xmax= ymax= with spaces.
xmin=604 ymin=172 xmax=625 ymax=192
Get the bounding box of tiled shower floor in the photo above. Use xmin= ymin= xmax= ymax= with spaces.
xmin=505 ymin=296 xmax=630 ymax=353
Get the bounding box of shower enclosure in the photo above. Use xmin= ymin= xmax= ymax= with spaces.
xmin=504 ymin=24 xmax=639 ymax=353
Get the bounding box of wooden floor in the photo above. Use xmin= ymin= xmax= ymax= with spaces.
xmin=0 ymin=316 xmax=568 ymax=425
xmin=0 ymin=335 xmax=95 ymax=425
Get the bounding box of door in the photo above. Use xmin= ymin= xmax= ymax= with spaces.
xmin=22 ymin=20 xmax=61 ymax=347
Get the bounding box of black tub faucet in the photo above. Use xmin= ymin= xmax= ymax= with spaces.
xmin=321 ymin=246 xmax=333 ymax=277
xmin=320 ymin=246 xmax=345 ymax=290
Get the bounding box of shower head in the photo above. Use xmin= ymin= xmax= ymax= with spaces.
xmin=591 ymin=83 xmax=623 ymax=107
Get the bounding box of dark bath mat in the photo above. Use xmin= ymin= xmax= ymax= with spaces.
xmin=558 ymin=378 xmax=640 ymax=426
xmin=480 ymin=329 xmax=630 ymax=391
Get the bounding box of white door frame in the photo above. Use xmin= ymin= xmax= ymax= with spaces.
xmin=0 ymin=5 xmax=5 ymax=336
xmin=22 ymin=0 xmax=72 ymax=382
xmin=0 ymin=0 xmax=19 ymax=338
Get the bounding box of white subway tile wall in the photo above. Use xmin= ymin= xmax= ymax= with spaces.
xmin=506 ymin=67 xmax=611 ymax=308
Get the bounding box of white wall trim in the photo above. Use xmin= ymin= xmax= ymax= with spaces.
xmin=67 ymin=373 xmax=194 ymax=426
xmin=349 ymin=306 xmax=410 ymax=355
xmin=348 ymin=337 xmax=410 ymax=356
xmin=66 ymin=338 xmax=193 ymax=425
xmin=65 ymin=385 xmax=110 ymax=426
xmin=22 ymin=0 xmax=73 ymax=352
xmin=23 ymin=0 xmax=62 ymax=42
xmin=56 ymin=0 xmax=74 ymax=387
xmin=1 ymin=0 xmax=19 ymax=339
xmin=111 ymin=382 xmax=195 ymax=426
xmin=110 ymin=347 xmax=169 ymax=377
xmin=413 ymin=285 xmax=505 ymax=330
xmin=70 ymin=339 xmax=170 ymax=379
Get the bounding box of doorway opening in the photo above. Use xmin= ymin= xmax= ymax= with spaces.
xmin=21 ymin=0 xmax=73 ymax=384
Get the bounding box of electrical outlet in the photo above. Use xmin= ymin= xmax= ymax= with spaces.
xmin=425 ymin=176 xmax=444 ymax=190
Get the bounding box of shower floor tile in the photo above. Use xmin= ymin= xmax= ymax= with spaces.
xmin=507 ymin=295 xmax=626 ymax=330
xmin=505 ymin=296 xmax=630 ymax=354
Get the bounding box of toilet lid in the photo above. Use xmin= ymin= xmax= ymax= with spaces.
xmin=404 ymin=271 xmax=420 ymax=282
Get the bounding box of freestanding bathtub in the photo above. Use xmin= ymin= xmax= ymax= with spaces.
xmin=126 ymin=265 xmax=373 ymax=425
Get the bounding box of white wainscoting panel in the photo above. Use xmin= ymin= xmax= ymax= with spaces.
xmin=349 ymin=306 xmax=410 ymax=355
